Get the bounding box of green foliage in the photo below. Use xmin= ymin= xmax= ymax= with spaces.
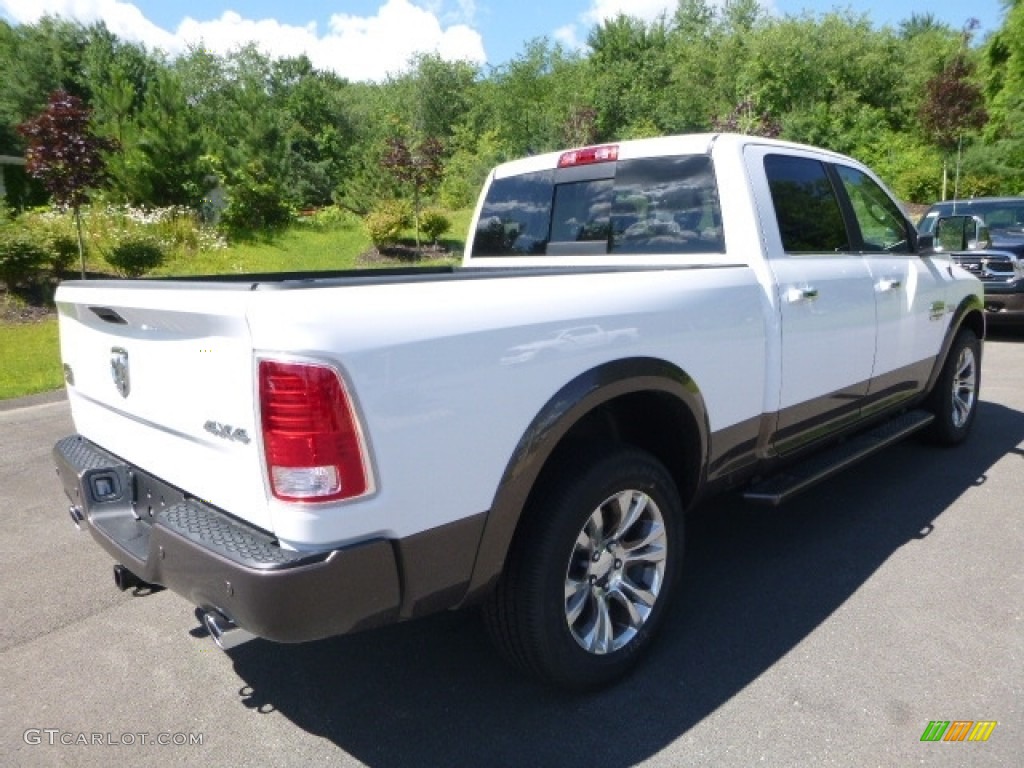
xmin=220 ymin=162 xmax=294 ymax=234
xmin=363 ymin=200 xmax=412 ymax=247
xmin=420 ymin=209 xmax=451 ymax=243
xmin=48 ymin=235 xmax=77 ymax=276
xmin=3 ymin=6 xmax=1024 ymax=227
xmin=440 ymin=128 xmax=506 ymax=209
xmin=104 ymin=236 xmax=166 ymax=277
xmin=0 ymin=228 xmax=47 ymax=290
xmin=299 ymin=205 xmax=358 ymax=230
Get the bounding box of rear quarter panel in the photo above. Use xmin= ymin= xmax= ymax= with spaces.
xmin=246 ymin=267 xmax=768 ymax=548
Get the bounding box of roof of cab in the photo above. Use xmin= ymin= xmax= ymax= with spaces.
xmin=489 ymin=132 xmax=857 ymax=180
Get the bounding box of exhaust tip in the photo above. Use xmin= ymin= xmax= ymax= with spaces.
xmin=113 ymin=564 xmax=143 ymax=592
xmin=200 ymin=609 xmax=256 ymax=651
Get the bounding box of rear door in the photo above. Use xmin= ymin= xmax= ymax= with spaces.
xmin=745 ymin=147 xmax=877 ymax=454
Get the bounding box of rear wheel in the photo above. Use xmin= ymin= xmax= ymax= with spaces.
xmin=483 ymin=447 xmax=683 ymax=690
xmin=927 ymin=328 xmax=981 ymax=445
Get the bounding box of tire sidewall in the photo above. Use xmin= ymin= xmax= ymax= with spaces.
xmin=528 ymin=448 xmax=683 ymax=690
xmin=930 ymin=329 xmax=981 ymax=445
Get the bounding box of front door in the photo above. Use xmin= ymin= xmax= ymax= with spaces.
xmin=832 ymin=163 xmax=952 ymax=414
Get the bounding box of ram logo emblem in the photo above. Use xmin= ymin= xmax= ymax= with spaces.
xmin=110 ymin=347 xmax=130 ymax=398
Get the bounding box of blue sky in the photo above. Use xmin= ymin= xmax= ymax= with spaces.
xmin=0 ymin=0 xmax=1008 ymax=81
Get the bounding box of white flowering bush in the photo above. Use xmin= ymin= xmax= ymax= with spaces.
xmin=12 ymin=204 xmax=227 ymax=278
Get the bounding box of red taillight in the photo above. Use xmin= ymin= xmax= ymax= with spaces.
xmin=557 ymin=144 xmax=619 ymax=168
xmin=259 ymin=360 xmax=371 ymax=503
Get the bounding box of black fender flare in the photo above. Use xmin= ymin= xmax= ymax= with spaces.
xmin=461 ymin=357 xmax=709 ymax=602
xmin=923 ymin=294 xmax=985 ymax=397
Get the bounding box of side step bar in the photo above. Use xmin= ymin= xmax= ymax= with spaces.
xmin=743 ymin=410 xmax=935 ymax=506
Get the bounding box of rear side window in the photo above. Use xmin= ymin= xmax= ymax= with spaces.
xmin=471 ymin=171 xmax=553 ymax=256
xmin=764 ymin=155 xmax=848 ymax=253
xmin=471 ymin=155 xmax=724 ymax=258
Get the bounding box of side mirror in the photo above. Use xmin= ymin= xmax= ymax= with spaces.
xmin=967 ymin=215 xmax=992 ymax=250
xmin=933 ymin=215 xmax=991 ymax=252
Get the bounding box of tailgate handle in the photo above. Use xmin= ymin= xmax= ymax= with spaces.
xmin=89 ymin=306 xmax=127 ymax=324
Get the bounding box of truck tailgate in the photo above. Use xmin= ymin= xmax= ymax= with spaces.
xmin=55 ymin=282 xmax=273 ymax=533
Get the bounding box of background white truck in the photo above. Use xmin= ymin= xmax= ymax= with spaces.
xmin=53 ymin=134 xmax=983 ymax=689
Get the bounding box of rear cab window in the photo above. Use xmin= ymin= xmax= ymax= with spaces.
xmin=471 ymin=154 xmax=724 ymax=259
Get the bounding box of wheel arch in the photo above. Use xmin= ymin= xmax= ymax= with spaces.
xmin=924 ymin=295 xmax=985 ymax=397
xmin=462 ymin=357 xmax=708 ymax=602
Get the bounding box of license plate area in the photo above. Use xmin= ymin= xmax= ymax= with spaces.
xmin=130 ymin=470 xmax=187 ymax=522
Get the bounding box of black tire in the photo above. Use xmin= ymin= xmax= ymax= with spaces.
xmin=483 ymin=447 xmax=683 ymax=690
xmin=926 ymin=328 xmax=981 ymax=445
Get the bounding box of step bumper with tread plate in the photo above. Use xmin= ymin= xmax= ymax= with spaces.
xmin=53 ymin=434 xmax=402 ymax=643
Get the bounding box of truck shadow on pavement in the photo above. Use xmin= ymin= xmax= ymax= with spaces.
xmin=222 ymin=401 xmax=1024 ymax=768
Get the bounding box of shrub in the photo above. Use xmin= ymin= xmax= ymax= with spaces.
xmin=49 ymin=235 xmax=78 ymax=276
xmin=297 ymin=205 xmax=359 ymax=231
xmin=219 ymin=167 xmax=294 ymax=235
xmin=420 ymin=209 xmax=451 ymax=244
xmin=105 ymin=237 xmax=166 ymax=277
xmin=364 ymin=200 xmax=412 ymax=247
xmin=0 ymin=229 xmax=47 ymax=290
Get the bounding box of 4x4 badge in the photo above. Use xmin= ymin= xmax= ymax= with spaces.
xmin=110 ymin=347 xmax=130 ymax=398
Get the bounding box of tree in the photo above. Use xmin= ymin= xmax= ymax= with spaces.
xmin=898 ymin=12 xmax=951 ymax=40
xmin=713 ymin=98 xmax=780 ymax=137
xmin=586 ymin=14 xmax=673 ymax=139
xmin=381 ymin=135 xmax=444 ymax=250
xmin=17 ymin=90 xmax=117 ymax=278
xmin=919 ymin=25 xmax=988 ymax=198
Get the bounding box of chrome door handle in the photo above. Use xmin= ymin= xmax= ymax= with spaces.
xmin=785 ymin=287 xmax=819 ymax=303
xmin=876 ymin=279 xmax=902 ymax=292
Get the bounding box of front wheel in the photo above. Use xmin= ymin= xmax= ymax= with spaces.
xmin=927 ymin=328 xmax=981 ymax=445
xmin=483 ymin=447 xmax=683 ymax=690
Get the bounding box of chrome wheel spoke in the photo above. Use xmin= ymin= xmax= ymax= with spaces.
xmin=564 ymin=485 xmax=668 ymax=655
xmin=591 ymin=595 xmax=614 ymax=654
xmin=608 ymin=586 xmax=643 ymax=630
xmin=609 ymin=491 xmax=647 ymax=541
xmin=621 ymin=521 xmax=665 ymax=557
xmin=617 ymin=577 xmax=657 ymax=611
xmin=564 ymin=578 xmax=590 ymax=625
xmin=951 ymin=348 xmax=976 ymax=428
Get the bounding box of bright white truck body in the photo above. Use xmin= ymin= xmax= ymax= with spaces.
xmin=53 ymin=134 xmax=984 ymax=688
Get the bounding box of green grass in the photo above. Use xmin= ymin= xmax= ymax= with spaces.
xmin=0 ymin=317 xmax=62 ymax=399
xmin=155 ymin=208 xmax=471 ymax=275
xmin=0 ymin=208 xmax=473 ymax=400
xmin=159 ymin=220 xmax=372 ymax=274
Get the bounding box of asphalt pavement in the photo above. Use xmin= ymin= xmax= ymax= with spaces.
xmin=1 ymin=336 xmax=1021 ymax=767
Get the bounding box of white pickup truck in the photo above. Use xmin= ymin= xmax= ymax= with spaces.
xmin=53 ymin=133 xmax=983 ymax=689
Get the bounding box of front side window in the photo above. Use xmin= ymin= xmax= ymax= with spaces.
xmin=764 ymin=154 xmax=848 ymax=253
xmin=471 ymin=155 xmax=724 ymax=258
xmin=835 ymin=165 xmax=911 ymax=253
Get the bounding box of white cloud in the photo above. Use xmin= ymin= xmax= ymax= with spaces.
xmin=582 ymin=0 xmax=678 ymax=26
xmin=0 ymin=0 xmax=179 ymax=51
xmin=0 ymin=0 xmax=487 ymax=81
xmin=553 ymin=1 xmax=677 ymax=54
xmin=553 ymin=24 xmax=584 ymax=51
xmin=318 ymin=0 xmax=485 ymax=80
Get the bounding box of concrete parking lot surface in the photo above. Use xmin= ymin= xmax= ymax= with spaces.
xmin=1 ymin=337 xmax=1021 ymax=767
